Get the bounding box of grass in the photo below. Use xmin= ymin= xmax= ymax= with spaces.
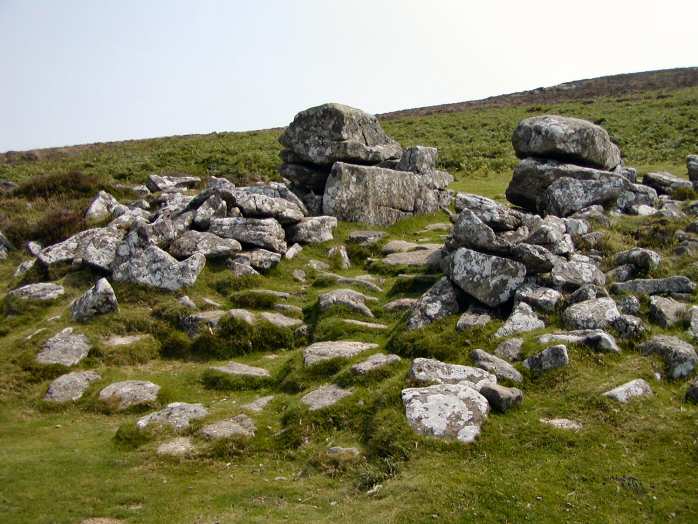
xmin=1 ymin=85 xmax=698 ymax=522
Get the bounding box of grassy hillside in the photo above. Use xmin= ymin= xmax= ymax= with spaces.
xmin=1 ymin=86 xmax=698 ymax=523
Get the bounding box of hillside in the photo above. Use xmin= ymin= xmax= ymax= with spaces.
xmin=1 ymin=78 xmax=698 ymax=524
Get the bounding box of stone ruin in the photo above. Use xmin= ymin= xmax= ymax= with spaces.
xmin=279 ymin=103 xmax=452 ymax=224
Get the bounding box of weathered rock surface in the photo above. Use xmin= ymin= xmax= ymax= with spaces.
xmin=71 ymin=278 xmax=118 ymax=321
xmin=323 ymin=162 xmax=451 ymax=226
xmin=456 ymin=311 xmax=492 ymax=331
xmin=210 ymin=217 xmax=287 ymax=253
xmin=454 ymin=193 xmax=522 ymax=231
xmin=112 ymin=244 xmax=205 ymax=291
xmin=318 ymin=288 xmax=376 ymax=318
xmin=479 ymin=384 xmax=523 ymax=412
xmin=146 ymin=174 xmax=200 ymax=192
xmin=286 ymin=216 xmax=337 ymax=244
xmin=494 ymin=338 xmax=523 ymax=361
xmin=199 ymin=414 xmax=256 ymax=440
xmin=44 ymin=370 xmax=101 ymax=403
xmin=398 ymin=145 xmax=438 ymax=173
xmin=495 ymin=302 xmax=545 ymax=338
xmin=137 ymin=402 xmax=208 ymax=431
xmin=551 ymin=258 xmax=605 ymax=290
xmin=380 ymin=247 xmax=443 ymax=268
xmin=37 ymin=328 xmax=91 ymax=366
xmin=85 ymin=191 xmax=120 ymax=224
xmin=351 ymin=353 xmax=401 ymax=374
xmin=514 ymin=283 xmax=561 ymax=312
xmin=523 ymin=345 xmax=569 ymax=373
xmin=640 ymin=335 xmax=697 ymax=379
xmin=279 ymin=103 xmax=402 ymax=166
xmin=401 ymin=383 xmax=489 ymax=443
xmin=347 ymin=230 xmax=386 ymax=246
xmin=210 ymin=361 xmax=271 ymax=378
xmin=540 ymin=175 xmax=628 ymax=217
xmin=540 ymin=418 xmax=582 ymax=431
xmin=562 ymin=297 xmax=620 ymax=330
xmin=446 ymin=247 xmax=526 ymax=307
xmin=301 ymin=384 xmax=352 ymax=410
xmin=615 ymin=248 xmax=661 ymax=273
xmin=233 ymin=191 xmax=304 ymax=224
xmin=612 ymin=276 xmax=696 ymax=295
xmin=406 ymin=277 xmax=461 ymax=330
xmin=8 ymin=283 xmax=65 ymax=302
xmin=643 ymin=172 xmax=693 ymax=195
xmin=303 ymin=341 xmax=378 ymax=366
xmin=99 ymin=380 xmax=160 ymax=411
xmin=539 ymin=330 xmax=620 ymax=353
xmin=169 ymin=230 xmax=241 ymax=259
xmin=603 ymin=379 xmax=652 ymax=403
xmin=471 ymin=349 xmax=523 ymax=383
xmin=512 ymin=115 xmax=621 ymax=170
xmin=649 ymin=296 xmax=688 ymax=328
xmin=243 ymin=395 xmax=275 ymax=412
xmin=409 ymin=357 xmax=496 ymax=391
xmin=157 ymin=437 xmax=195 ymax=457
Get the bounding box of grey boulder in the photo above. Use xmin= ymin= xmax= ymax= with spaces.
xmin=649 ymin=296 xmax=688 ymax=328
xmin=406 ymin=277 xmax=461 ymax=330
xmin=523 ymin=345 xmax=569 ymax=374
xmin=99 ymin=380 xmax=160 ymax=411
xmin=539 ymin=330 xmax=620 ymax=353
xmin=495 ymin=302 xmax=544 ymax=338
xmin=36 ymin=328 xmax=91 ymax=366
xmin=44 ymin=370 xmax=101 ymax=403
xmin=286 ymin=216 xmax=337 ymax=244
xmin=137 ymin=402 xmax=208 ymax=431
xmin=71 ymin=278 xmax=118 ymax=321
xmin=470 ymin=348 xmax=523 ymax=383
xmin=643 ymin=172 xmax=693 ymax=195
xmin=603 ymin=379 xmax=652 ymax=403
xmin=210 ymin=217 xmax=287 ymax=253
xmin=479 ymin=384 xmax=523 ymax=412
xmin=562 ymin=297 xmax=620 ymax=330
xmin=112 ymin=244 xmax=205 ymax=291
xmin=8 ymin=283 xmax=65 ymax=302
xmin=408 ymin=357 xmax=496 ymax=391
xmin=303 ymin=340 xmax=378 ymax=366
xmin=640 ymin=335 xmax=697 ymax=379
xmin=612 ymin=276 xmax=696 ymax=296
xmin=169 ymin=230 xmax=241 ymax=259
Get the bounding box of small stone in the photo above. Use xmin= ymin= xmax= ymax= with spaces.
xmin=285 ymin=243 xmax=303 ymax=260
xmin=617 ymin=295 xmax=641 ymax=315
xmin=351 ymin=353 xmax=401 ymax=374
xmin=540 ymin=418 xmax=582 ymax=431
xmin=303 ymin=341 xmax=378 ymax=366
xmin=341 ymin=319 xmax=388 ymax=330
xmin=157 ymin=437 xmax=195 ymax=457
xmin=44 ymin=371 xmax=101 ymax=403
xmin=408 ymin=357 xmax=496 ymax=391
xmin=539 ymin=330 xmax=620 ymax=353
xmin=301 ymin=384 xmax=352 ymax=410
xmin=523 ymin=345 xmax=569 ymax=374
xmin=242 ymin=395 xmax=275 ymax=412
xmin=640 ymin=335 xmax=697 ymax=379
xmin=479 ymin=384 xmax=523 ymax=412
xmin=71 ymin=278 xmax=119 ymax=321
xmin=456 ymin=312 xmax=492 ymax=331
xmin=615 ymin=248 xmax=661 ymax=272
xmin=37 ymin=328 xmax=92 ymax=366
xmin=494 ymin=338 xmax=523 ymax=361
xmin=318 ymin=288 xmax=376 ymax=318
xmin=137 ymin=402 xmax=208 ymax=431
xmin=347 ymin=230 xmax=386 ymax=245
xmin=211 ymin=361 xmax=271 ymax=378
xmin=99 ymin=380 xmax=160 ymax=411
xmin=514 ymin=284 xmax=562 ymax=313
xmin=471 ymin=349 xmax=523 ymax=383
xmin=495 ymin=302 xmax=545 ymax=338
xmin=199 ymin=414 xmax=256 ymax=440
xmin=604 ymin=378 xmax=652 ymax=403
xmin=384 ymin=298 xmax=418 ymax=311
xmin=8 ymin=282 xmax=65 ymax=302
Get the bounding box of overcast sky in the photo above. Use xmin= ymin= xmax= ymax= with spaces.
xmin=1 ymin=0 xmax=696 ymax=151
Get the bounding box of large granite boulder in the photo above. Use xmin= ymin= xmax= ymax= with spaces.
xmin=323 ymin=162 xmax=451 ymax=226
xmin=512 ymin=115 xmax=621 ymax=170
xmin=446 ymin=247 xmax=526 ymax=307
xmin=279 ymin=103 xmax=402 ymax=166
xmin=71 ymin=278 xmax=119 ymax=321
xmin=401 ymin=383 xmax=489 ymax=444
xmin=540 ymin=175 xmax=628 ymax=217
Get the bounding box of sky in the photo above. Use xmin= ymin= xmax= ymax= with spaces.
xmin=1 ymin=0 xmax=697 ymax=151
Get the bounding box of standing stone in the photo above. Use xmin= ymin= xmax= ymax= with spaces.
xmin=603 ymin=379 xmax=653 ymax=403
xmin=523 ymin=345 xmax=569 ymax=374
xmin=401 ymin=383 xmax=489 ymax=444
xmin=446 ymin=248 xmax=526 ymax=307
xmin=36 ymin=328 xmax=92 ymax=366
xmin=397 ymin=145 xmax=438 ymax=173
xmin=44 ymin=371 xmax=101 ymax=403
xmin=71 ymin=278 xmax=119 ymax=321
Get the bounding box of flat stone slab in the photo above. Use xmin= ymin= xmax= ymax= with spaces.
xmin=318 ymin=288 xmax=377 ymax=318
xmin=36 ymin=328 xmax=92 ymax=366
xmin=382 ymin=240 xmax=440 ymax=254
xmin=341 ymin=319 xmax=388 ymax=330
xmin=199 ymin=414 xmax=256 ymax=440
xmin=103 ymin=334 xmax=148 ymax=347
xmin=409 ymin=357 xmax=497 ymax=391
xmin=99 ymin=380 xmax=160 ymax=411
xmin=301 ymin=384 xmax=352 ymax=410
xmin=242 ymin=395 xmax=275 ymax=412
xmin=351 ymin=353 xmax=401 ymax=374
xmin=471 ymin=349 xmax=523 ymax=383
xmin=8 ymin=282 xmax=65 ymax=301
xmin=137 ymin=402 xmax=208 ymax=431
xmin=603 ymin=379 xmax=653 ymax=403
xmin=44 ymin=370 xmax=101 ymax=403
xmin=210 ymin=361 xmax=270 ymax=378
xmin=259 ymin=311 xmax=304 ymax=329
xmin=402 ymin=383 xmax=490 ymax=444
xmin=539 ymin=330 xmax=620 ymax=353
xmin=639 ymin=335 xmax=697 ymax=379
xmin=303 ymin=340 xmax=378 ymax=366
xmin=540 ymin=418 xmax=583 ymax=431
xmin=384 ymin=298 xmax=418 ymax=311
xmin=157 ymin=437 xmax=195 ymax=457
xmin=380 ymin=248 xmax=441 ymax=267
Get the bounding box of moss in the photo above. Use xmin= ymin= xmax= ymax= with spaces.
xmin=113 ymin=421 xmax=153 ymax=450
xmin=364 ymin=407 xmax=416 ymax=461
xmin=157 ymin=329 xmax=193 ymax=359
xmin=229 ymin=290 xmax=279 ymax=310
xmin=211 ymin=273 xmax=263 ymax=295
xmin=386 ymin=274 xmax=440 ymax=297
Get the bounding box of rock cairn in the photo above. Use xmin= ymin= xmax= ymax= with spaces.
xmin=279 ymin=103 xmax=452 ymax=224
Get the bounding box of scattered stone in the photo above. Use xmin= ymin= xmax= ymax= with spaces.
xmin=523 ymin=345 xmax=569 ymax=373
xmin=157 ymin=437 xmax=195 ymax=457
xmin=408 ymin=357 xmax=496 ymax=391
xmin=446 ymin=247 xmax=526 ymax=307
xmin=603 ymin=378 xmax=653 ymax=403
xmin=301 ymin=384 xmax=352 ymax=410
xmin=384 ymin=298 xmax=418 ymax=311
xmin=328 ymin=245 xmax=351 ymax=269
xmin=112 ymin=243 xmax=205 ymax=291
xmin=292 ymin=269 xmax=306 ymax=283
xmin=514 ymin=283 xmax=562 ymax=313
xmin=104 ymin=334 xmax=148 ymax=347
xmin=471 ymin=349 xmax=523 ymax=383
xmin=146 ymin=174 xmax=200 ymax=192
xmin=318 ymin=272 xmax=383 ymax=293
xmin=479 ymin=384 xmax=523 ymax=412
xmin=199 ymin=414 xmax=256 ymax=440
xmin=539 ymin=329 xmax=620 ymax=353
xmin=380 ymin=247 xmax=443 ymax=267
xmin=456 ymin=311 xmax=492 ymax=331
xmin=318 ymin=288 xmax=376 ymax=317
xmin=303 ymin=340 xmax=378 ymax=366
xmin=85 ymin=191 xmax=119 ymax=224
xmin=341 ymin=319 xmax=387 ymax=330
xmin=285 ymin=243 xmax=303 ymax=259
xmin=99 ymin=380 xmax=160 ymax=411
xmin=540 ymin=418 xmax=582 ymax=431
xmin=169 ymin=230 xmax=241 ymax=259
xmin=347 ymin=230 xmax=386 ymax=245
xmin=8 ymin=282 xmax=65 ymax=302
xmin=210 ymin=217 xmax=287 ymax=253
xmin=136 ymin=402 xmax=208 ymax=431
xmin=612 ymin=276 xmax=696 ymax=295
xmin=494 ymin=338 xmax=523 ymax=361
xmin=286 ymin=216 xmax=338 ymax=244
xmin=495 ymin=302 xmax=545 ymax=338
xmin=406 ymin=277 xmax=461 ymax=330
xmin=242 ymin=395 xmax=275 ymax=412
xmin=551 ymin=258 xmax=605 ymax=290
xmin=649 ymin=296 xmax=688 ymax=328
xmin=351 ymin=353 xmax=401 ymax=374
xmin=37 ymin=328 xmax=91 ymax=366
xmin=210 ymin=361 xmax=271 ymax=378
xmin=401 ymin=383 xmax=489 ymax=444
xmin=643 ymin=172 xmax=693 ymax=195
xmin=562 ymin=297 xmax=620 ymax=330
xmin=615 ymin=248 xmax=661 ymax=273
xmin=71 ymin=278 xmax=118 ymax=321
xmin=640 ymin=335 xmax=697 ymax=379
xmin=44 ymin=370 xmax=101 ymax=403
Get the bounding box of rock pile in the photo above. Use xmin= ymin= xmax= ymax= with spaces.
xmin=279 ymin=103 xmax=452 ymax=224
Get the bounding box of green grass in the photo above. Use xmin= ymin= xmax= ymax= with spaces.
xmin=1 ymin=86 xmax=698 ymax=523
